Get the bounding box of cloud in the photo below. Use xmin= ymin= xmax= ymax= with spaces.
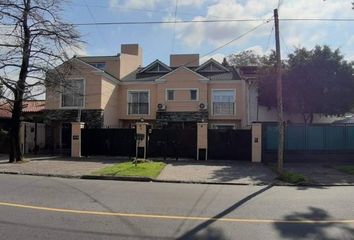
xmin=64 ymin=44 xmax=88 ymax=58
xmin=200 ymin=53 xmax=225 ymax=63
xmin=245 ymin=45 xmax=264 ymax=56
xmin=109 ymin=0 xmax=205 ymax=10
xmin=163 ymin=0 xmax=275 ymax=48
xmin=162 ymin=0 xmax=354 ymax=52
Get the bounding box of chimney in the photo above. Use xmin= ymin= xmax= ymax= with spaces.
xmin=121 ymin=44 xmax=142 ymax=56
xmin=119 ymin=44 xmax=143 ymax=78
xmin=170 ymin=54 xmax=199 ymax=68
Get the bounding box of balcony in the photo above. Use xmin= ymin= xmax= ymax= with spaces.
xmin=128 ymin=103 xmax=149 ymax=115
xmin=212 ymin=102 xmax=235 ymax=115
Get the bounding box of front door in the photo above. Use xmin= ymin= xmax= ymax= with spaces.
xmin=61 ymin=123 xmax=72 ymax=154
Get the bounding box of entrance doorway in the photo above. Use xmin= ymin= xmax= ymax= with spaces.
xmin=61 ymin=123 xmax=72 ymax=154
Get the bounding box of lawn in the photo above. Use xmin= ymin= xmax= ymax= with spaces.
xmin=337 ymin=165 xmax=354 ymax=175
xmin=269 ymin=164 xmax=308 ymax=184
xmin=277 ymin=171 xmax=307 ymax=184
xmin=93 ymin=161 xmax=166 ymax=179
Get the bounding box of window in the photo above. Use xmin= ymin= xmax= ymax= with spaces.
xmin=128 ymin=91 xmax=149 ymax=115
xmin=190 ymin=90 xmax=197 ymax=100
xmin=61 ymin=79 xmax=84 ymax=107
xmin=212 ymin=90 xmax=235 ymax=115
xmin=91 ymin=62 xmax=106 ymax=70
xmin=167 ymin=90 xmax=175 ymax=101
xmin=214 ymin=124 xmax=235 ymax=130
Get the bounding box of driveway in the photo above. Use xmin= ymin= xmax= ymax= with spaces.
xmin=157 ymin=161 xmax=276 ymax=185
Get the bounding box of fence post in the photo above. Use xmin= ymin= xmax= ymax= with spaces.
xmin=71 ymin=122 xmax=85 ymax=158
xmin=197 ymin=122 xmax=208 ymax=160
xmin=135 ymin=122 xmax=148 ymax=160
xmin=252 ymin=122 xmax=262 ymax=162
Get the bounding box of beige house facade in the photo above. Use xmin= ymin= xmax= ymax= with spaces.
xmin=45 ymin=44 xmax=254 ymax=150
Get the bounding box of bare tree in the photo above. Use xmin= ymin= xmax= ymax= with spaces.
xmin=0 ymin=0 xmax=82 ymax=162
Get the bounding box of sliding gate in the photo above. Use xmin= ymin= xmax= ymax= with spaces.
xmin=148 ymin=128 xmax=197 ymax=159
xmin=81 ymin=128 xmax=135 ymax=157
xmin=208 ymin=129 xmax=252 ymax=161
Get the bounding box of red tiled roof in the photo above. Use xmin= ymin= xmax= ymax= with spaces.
xmin=22 ymin=100 xmax=45 ymax=113
xmin=0 ymin=100 xmax=45 ymax=119
xmin=0 ymin=105 xmax=11 ymax=119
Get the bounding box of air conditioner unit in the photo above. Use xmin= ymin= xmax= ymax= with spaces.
xmin=199 ymin=102 xmax=208 ymax=110
xmin=157 ymin=103 xmax=167 ymax=111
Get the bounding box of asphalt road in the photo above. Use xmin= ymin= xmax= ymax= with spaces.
xmin=0 ymin=175 xmax=353 ymax=240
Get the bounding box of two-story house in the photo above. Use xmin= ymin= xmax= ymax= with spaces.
xmin=45 ymin=44 xmax=251 ymax=151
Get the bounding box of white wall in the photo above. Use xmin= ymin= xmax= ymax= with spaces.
xmin=247 ymin=84 xmax=345 ymax=124
xmin=20 ymin=122 xmax=46 ymax=154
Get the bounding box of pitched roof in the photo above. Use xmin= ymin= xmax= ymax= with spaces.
xmin=0 ymin=100 xmax=45 ymax=119
xmin=196 ymin=58 xmax=230 ymax=72
xmin=156 ymin=66 xmax=209 ymax=81
xmin=0 ymin=104 xmax=11 ymax=119
xmin=22 ymin=100 xmax=45 ymax=113
xmin=199 ymin=66 xmax=241 ymax=81
xmin=138 ymin=59 xmax=171 ymax=73
xmin=121 ymin=58 xmax=241 ymax=82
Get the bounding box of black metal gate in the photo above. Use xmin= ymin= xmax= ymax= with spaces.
xmin=148 ymin=128 xmax=197 ymax=159
xmin=208 ymin=129 xmax=251 ymax=161
xmin=81 ymin=128 xmax=135 ymax=157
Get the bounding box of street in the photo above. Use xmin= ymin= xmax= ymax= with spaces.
xmin=0 ymin=174 xmax=353 ymax=240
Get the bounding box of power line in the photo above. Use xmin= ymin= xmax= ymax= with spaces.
xmin=198 ymin=20 xmax=271 ymax=61
xmin=171 ymin=0 xmax=179 ymax=53
xmin=1 ymin=18 xmax=354 ymax=29
xmin=74 ymin=19 xmax=267 ymax=26
xmin=279 ymin=32 xmax=291 ymax=56
xmin=70 ymin=3 xmax=224 ymax=20
xmin=73 ymin=18 xmax=354 ymax=26
xmin=277 ymin=0 xmax=283 ymax=10
xmin=264 ymin=24 xmax=274 ymax=54
xmin=83 ymin=0 xmax=110 ymax=47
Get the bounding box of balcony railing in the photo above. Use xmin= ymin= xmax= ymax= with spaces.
xmin=213 ymin=102 xmax=234 ymax=115
xmin=128 ymin=103 xmax=149 ymax=115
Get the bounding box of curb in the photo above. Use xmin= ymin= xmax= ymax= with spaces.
xmin=1 ymin=172 xmax=354 ymax=187
xmin=0 ymin=171 xmax=81 ymax=179
xmin=81 ymin=175 xmax=261 ymax=185
xmin=81 ymin=175 xmax=153 ymax=182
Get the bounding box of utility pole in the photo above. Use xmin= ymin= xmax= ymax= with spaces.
xmin=274 ymin=8 xmax=284 ymax=173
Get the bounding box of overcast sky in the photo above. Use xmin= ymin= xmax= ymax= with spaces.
xmin=64 ymin=0 xmax=354 ymax=66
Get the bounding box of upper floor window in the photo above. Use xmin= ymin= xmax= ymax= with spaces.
xmin=128 ymin=91 xmax=149 ymax=115
xmin=167 ymin=90 xmax=175 ymax=101
xmin=212 ymin=90 xmax=235 ymax=115
xmin=165 ymin=89 xmax=198 ymax=101
xmin=61 ymin=79 xmax=84 ymax=108
xmin=190 ymin=90 xmax=197 ymax=100
xmin=91 ymin=62 xmax=106 ymax=70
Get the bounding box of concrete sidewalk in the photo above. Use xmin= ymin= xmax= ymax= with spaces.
xmin=0 ymin=155 xmax=121 ymax=177
xmin=0 ymin=155 xmax=276 ymax=184
xmin=1 ymin=154 xmax=354 ymax=185
xmin=284 ymin=162 xmax=354 ymax=185
xmin=157 ymin=161 xmax=276 ymax=185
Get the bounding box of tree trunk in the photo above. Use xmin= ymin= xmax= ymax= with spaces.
xmin=302 ymin=113 xmax=314 ymax=124
xmin=9 ymin=99 xmax=23 ymax=162
xmin=309 ymin=113 xmax=314 ymax=124
xmin=8 ymin=0 xmax=31 ymax=163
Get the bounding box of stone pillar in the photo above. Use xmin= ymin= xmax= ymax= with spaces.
xmin=197 ymin=122 xmax=208 ymax=160
xmin=135 ymin=122 xmax=148 ymax=159
xmin=71 ymin=122 xmax=85 ymax=158
xmin=252 ymin=122 xmax=262 ymax=163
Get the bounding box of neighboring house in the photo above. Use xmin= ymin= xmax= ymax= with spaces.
xmin=0 ymin=100 xmax=46 ymax=154
xmin=239 ymin=66 xmax=346 ymax=124
xmin=45 ymin=44 xmax=253 ymax=151
xmin=0 ymin=100 xmax=45 ymax=128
